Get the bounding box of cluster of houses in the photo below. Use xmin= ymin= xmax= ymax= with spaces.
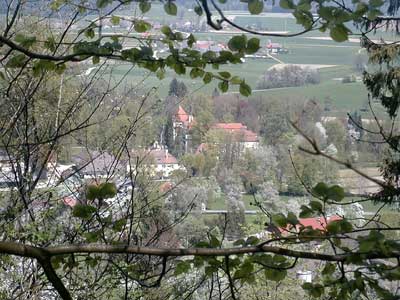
xmin=0 ymin=105 xmax=260 ymax=189
xmin=173 ymin=105 xmax=260 ymax=155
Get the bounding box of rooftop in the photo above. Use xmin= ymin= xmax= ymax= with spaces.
xmin=211 ymin=123 xmax=259 ymax=143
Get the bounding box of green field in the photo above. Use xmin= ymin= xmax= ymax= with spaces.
xmin=90 ymin=5 xmax=392 ymax=117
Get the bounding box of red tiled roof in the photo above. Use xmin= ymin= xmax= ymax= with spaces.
xmin=211 ymin=123 xmax=259 ymax=143
xmin=63 ymin=196 xmax=77 ymax=207
xmin=148 ymin=149 xmax=178 ymax=165
xmin=131 ymin=148 xmax=179 ymax=165
xmin=175 ymin=105 xmax=195 ymax=129
xmin=160 ymin=181 xmax=173 ymax=193
xmin=212 ymin=123 xmax=247 ymax=130
xmin=196 ymin=143 xmax=208 ymax=154
xmin=176 ymin=105 xmax=189 ymax=123
xmin=267 ymin=42 xmax=282 ymax=49
xmin=280 ymin=215 xmax=343 ymax=233
xmin=242 ymin=129 xmax=259 ymax=143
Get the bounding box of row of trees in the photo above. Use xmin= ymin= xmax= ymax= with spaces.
xmin=257 ymin=65 xmax=320 ymax=90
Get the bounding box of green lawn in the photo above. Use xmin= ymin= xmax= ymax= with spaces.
xmin=88 ymin=6 xmax=392 ymax=118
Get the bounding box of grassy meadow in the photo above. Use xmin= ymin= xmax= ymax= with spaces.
xmin=94 ymin=6 xmax=382 ymax=117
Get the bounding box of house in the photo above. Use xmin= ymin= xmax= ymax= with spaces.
xmin=172 ymin=105 xmax=195 ymax=152
xmin=266 ymin=215 xmax=343 ymax=236
xmin=0 ymin=150 xmax=16 ymax=187
xmin=194 ymin=41 xmax=227 ymax=53
xmin=129 ymin=143 xmax=182 ymax=179
xmin=71 ymin=150 xmax=123 ymax=180
xmin=210 ymin=123 xmax=259 ymax=149
xmin=195 ymin=123 xmax=259 ymax=155
xmin=266 ymin=40 xmax=288 ymax=54
xmin=173 ymin=105 xmax=194 ymax=131
xmin=0 ymin=149 xmax=57 ymax=187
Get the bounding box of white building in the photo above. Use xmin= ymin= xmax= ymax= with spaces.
xmin=130 ymin=143 xmax=183 ymax=179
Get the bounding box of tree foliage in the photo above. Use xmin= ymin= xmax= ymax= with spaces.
xmin=0 ymin=0 xmax=400 ymax=300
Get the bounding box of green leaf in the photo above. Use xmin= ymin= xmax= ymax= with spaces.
xmin=218 ymin=80 xmax=229 ymax=93
xmin=234 ymin=260 xmax=254 ymax=280
xmin=330 ymin=24 xmax=349 ymax=42
xmin=246 ymin=38 xmax=260 ymax=54
xmin=326 ymin=220 xmax=341 ymax=234
xmin=193 ymin=256 xmax=205 ymax=267
xmin=96 ymin=0 xmax=111 ymax=9
xmin=239 ymin=81 xmax=251 ymax=96
xmin=32 ymin=60 xmax=56 ymax=77
xmin=156 ymin=69 xmax=165 ymax=80
xmin=134 ymin=20 xmax=151 ymax=33
xmin=92 ymin=56 xmax=100 ymax=64
xmin=369 ymin=0 xmax=384 ymax=7
xmin=293 ymin=9 xmax=314 ymax=28
xmin=280 ymin=0 xmax=295 ymax=9
xmin=297 ymin=0 xmax=311 ymax=11
xmin=110 ymin=15 xmax=120 ymax=25
xmin=312 ymin=182 xmax=329 ymax=198
xmin=272 ymin=213 xmax=288 ymax=227
xmin=190 ymin=68 xmax=204 ymax=79
xmin=230 ymin=76 xmax=242 ymax=84
xmin=218 ymin=71 xmax=231 ymax=79
xmin=194 ymin=5 xmax=203 ymax=15
xmin=338 ymin=220 xmax=353 ymax=232
xmin=322 ymin=262 xmax=336 ymax=276
xmin=248 ymin=0 xmax=263 ymax=14
xmin=164 ymin=2 xmax=177 ymax=15
xmin=367 ymin=8 xmax=381 ymax=21
xmin=15 ymin=34 xmax=37 ymax=48
xmin=139 ymin=1 xmax=151 ymax=13
xmin=86 ymin=185 xmax=99 ymax=200
xmin=195 ymin=241 xmax=210 ymax=248
xmin=265 ymin=268 xmax=287 ymax=281
xmin=161 ymin=26 xmax=173 ymax=36
xmin=113 ymin=218 xmax=127 ymax=232
xmin=44 ymin=37 xmax=57 ymax=51
xmin=50 ymin=0 xmax=63 ymax=10
xmin=228 ymin=35 xmax=247 ymax=52
xmin=85 ymin=28 xmax=95 ymax=39
xmin=327 ymin=185 xmax=345 ymax=202
xmin=174 ymin=63 xmax=186 ymax=75
xmin=273 ymin=255 xmax=287 ymax=264
xmin=84 ymin=230 xmax=101 ymax=242
xmin=233 ymin=238 xmax=245 ymax=246
xmin=327 ymin=219 xmax=353 ymax=234
xmin=72 ymin=204 xmax=96 ymax=219
xmin=187 ymin=34 xmax=196 ymax=48
xmin=98 ymin=182 xmax=117 ymax=199
xmin=203 ymin=72 xmax=213 ymax=84
xmin=309 ymin=200 xmax=323 ymax=212
xmin=51 ymin=256 xmax=65 ymax=270
xmin=55 ymin=63 xmax=66 ymax=75
xmin=299 ymin=205 xmax=314 ymax=218
xmin=287 ymin=212 xmax=299 ymax=225
xmin=209 ymin=234 xmax=220 ymax=248
xmin=175 ymin=260 xmax=191 ymax=275
xmin=302 ymin=283 xmax=324 ymax=297
xmin=245 ymin=236 xmax=260 ymax=245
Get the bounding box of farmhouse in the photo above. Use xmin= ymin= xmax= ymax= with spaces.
xmin=266 ymin=215 xmax=343 ymax=237
xmin=130 ymin=143 xmax=182 ymax=179
xmin=172 ymin=105 xmax=195 ymax=152
xmin=210 ymin=123 xmax=260 ymax=149
xmin=71 ymin=150 xmax=123 ymax=180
